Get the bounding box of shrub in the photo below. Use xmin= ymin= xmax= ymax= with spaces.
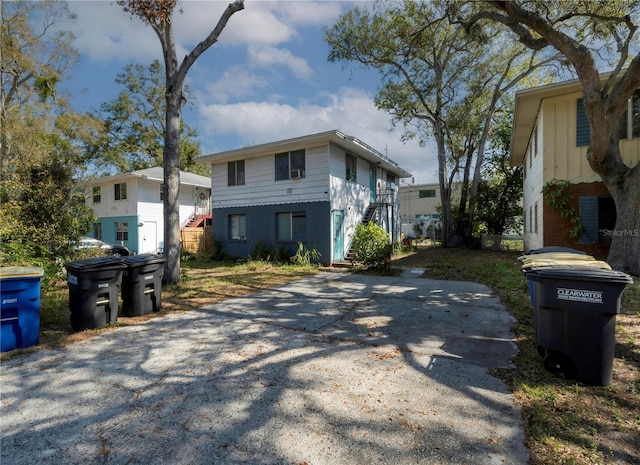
xmin=352 ymin=222 xmax=392 ymax=269
xmin=290 ymin=242 xmax=321 ymax=266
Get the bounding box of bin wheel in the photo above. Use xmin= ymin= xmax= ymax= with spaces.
xmin=543 ymin=351 xmax=576 ymax=380
xmin=537 ymin=344 xmax=546 ymax=358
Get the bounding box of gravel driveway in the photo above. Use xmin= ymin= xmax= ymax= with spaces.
xmin=1 ymin=269 xmax=529 ymax=464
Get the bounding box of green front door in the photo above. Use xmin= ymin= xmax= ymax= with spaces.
xmin=333 ymin=210 xmax=344 ymax=261
xmin=370 ymin=163 xmax=377 ymax=203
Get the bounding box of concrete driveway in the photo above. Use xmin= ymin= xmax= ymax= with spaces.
xmin=1 ymin=268 xmax=529 ymax=464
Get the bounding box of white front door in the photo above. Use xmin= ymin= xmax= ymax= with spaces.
xmin=141 ymin=221 xmax=158 ymax=254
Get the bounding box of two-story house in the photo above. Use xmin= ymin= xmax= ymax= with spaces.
xmin=83 ymin=167 xmax=211 ymax=254
xmin=196 ymin=130 xmax=411 ymax=264
xmin=511 ymin=76 xmax=640 ymax=258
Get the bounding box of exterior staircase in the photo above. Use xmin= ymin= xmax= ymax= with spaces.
xmin=182 ymin=214 xmax=212 ymax=228
xmin=344 ymin=203 xmax=379 ymax=264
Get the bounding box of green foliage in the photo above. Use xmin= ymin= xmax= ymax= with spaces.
xmin=542 ymin=179 xmax=583 ymax=238
xmin=87 ymin=60 xmax=207 ymax=175
xmin=290 ymin=242 xmax=322 ymax=266
xmin=250 ymin=240 xmax=274 ymax=262
xmin=475 ymin=110 xmax=523 ymax=235
xmin=352 ymin=222 xmax=392 ymax=269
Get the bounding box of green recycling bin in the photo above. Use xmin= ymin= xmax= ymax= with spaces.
xmin=65 ymin=256 xmax=126 ymax=331
xmin=528 ymin=265 xmax=633 ymax=386
xmin=121 ymin=254 xmax=165 ymax=317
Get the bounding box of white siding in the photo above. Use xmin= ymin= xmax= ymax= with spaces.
xmin=211 ymin=145 xmax=331 ymax=208
xmin=87 ymin=179 xmax=138 ymax=217
xmin=523 ymin=115 xmax=544 ymax=252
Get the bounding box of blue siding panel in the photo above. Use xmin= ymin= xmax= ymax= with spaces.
xmin=213 ymin=202 xmax=332 ymax=262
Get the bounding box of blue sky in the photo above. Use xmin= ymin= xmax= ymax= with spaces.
xmin=59 ymin=0 xmax=438 ymax=183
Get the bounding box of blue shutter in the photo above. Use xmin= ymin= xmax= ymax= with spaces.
xmin=579 ymin=196 xmax=599 ymax=244
xmin=576 ymin=99 xmax=590 ymax=146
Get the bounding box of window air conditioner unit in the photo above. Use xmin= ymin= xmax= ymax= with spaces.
xmin=290 ymin=169 xmax=304 ymax=179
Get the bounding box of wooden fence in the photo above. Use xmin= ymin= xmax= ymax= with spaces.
xmin=180 ymin=225 xmax=213 ymax=255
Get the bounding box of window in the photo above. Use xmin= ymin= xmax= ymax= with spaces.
xmin=160 ymin=184 xmax=163 ymax=201
xmin=533 ymin=124 xmax=538 ymax=157
xmin=93 ymin=223 xmax=102 ymax=241
xmin=114 ymin=182 xmax=127 ymax=201
xmin=577 ymin=90 xmax=640 ymax=146
xmin=580 ymin=196 xmax=617 ymax=244
xmin=275 ymin=149 xmax=305 ymax=181
xmin=276 ymin=211 xmax=306 ymax=241
xmin=92 ymin=187 xmax=101 ymax=204
xmin=534 ymin=202 xmax=538 ymax=234
xmin=228 ymin=160 xmax=245 ymax=186
xmin=529 ymin=206 xmax=533 ymax=233
xmin=386 ymin=173 xmax=397 ymax=184
xmin=346 ymin=153 xmax=357 ymax=182
xmin=419 ymin=189 xmax=436 ymax=198
xmin=229 ymin=214 xmax=246 ymax=240
xmin=116 ymin=222 xmax=128 ymax=241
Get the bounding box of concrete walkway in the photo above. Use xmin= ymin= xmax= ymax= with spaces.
xmin=1 ymin=269 xmax=529 ymax=465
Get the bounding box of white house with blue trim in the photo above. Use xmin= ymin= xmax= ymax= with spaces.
xmin=83 ymin=167 xmax=211 ymax=254
xmin=196 ymin=130 xmax=412 ymax=264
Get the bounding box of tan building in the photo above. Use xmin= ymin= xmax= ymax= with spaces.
xmin=511 ymin=76 xmax=639 ymax=257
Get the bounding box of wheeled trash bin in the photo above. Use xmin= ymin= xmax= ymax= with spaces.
xmin=0 ymin=267 xmax=44 ymax=352
xmin=528 ymin=265 xmax=633 ymax=386
xmin=65 ymin=256 xmax=126 ymax=331
xmin=121 ymin=254 xmax=165 ymax=317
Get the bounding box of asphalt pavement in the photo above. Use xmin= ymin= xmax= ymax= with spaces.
xmin=1 ymin=268 xmax=529 ymax=465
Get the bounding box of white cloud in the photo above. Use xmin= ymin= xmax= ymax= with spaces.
xmin=197 ymin=87 xmax=438 ymax=183
xmin=200 ymin=66 xmax=271 ymax=103
xmin=248 ymin=46 xmax=313 ymax=80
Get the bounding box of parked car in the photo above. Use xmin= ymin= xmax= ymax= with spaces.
xmin=74 ymin=237 xmax=131 ymax=256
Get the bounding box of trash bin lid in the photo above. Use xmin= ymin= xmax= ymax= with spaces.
xmin=123 ymin=254 xmax=166 ymax=266
xmin=65 ymin=256 xmax=126 ymax=272
xmin=528 ymin=246 xmax=588 ymax=255
xmin=0 ymin=266 xmax=44 ymax=279
xmin=519 ymin=252 xmax=597 ymax=265
xmin=521 ymin=258 xmax=610 ymax=270
xmin=527 ymin=265 xmax=633 ymax=284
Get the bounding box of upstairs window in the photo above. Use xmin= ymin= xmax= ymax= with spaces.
xmin=275 ymin=149 xmax=305 ymax=181
xmin=114 ymin=182 xmax=127 ymax=201
xmin=346 ymin=153 xmax=357 ymax=182
xmin=228 ymin=160 xmax=245 ymax=186
xmin=577 ymin=89 xmax=640 ymax=146
xmin=419 ymin=189 xmax=436 ymax=198
xmin=92 ymin=187 xmax=101 ymax=204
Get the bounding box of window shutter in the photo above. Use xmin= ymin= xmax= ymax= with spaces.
xmin=576 ymin=99 xmax=590 ymax=146
xmin=579 ymin=196 xmax=599 ymax=244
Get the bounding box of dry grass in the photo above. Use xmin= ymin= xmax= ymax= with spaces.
xmin=3 ymin=248 xmax=638 ymax=465
xmin=392 ymin=245 xmax=640 ymax=465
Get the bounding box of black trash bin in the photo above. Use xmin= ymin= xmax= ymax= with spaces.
xmin=121 ymin=254 xmax=165 ymax=317
xmin=528 ymin=265 xmax=633 ymax=386
xmin=65 ymin=256 xmax=126 ymax=331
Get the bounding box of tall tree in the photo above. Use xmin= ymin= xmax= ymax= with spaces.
xmin=1 ymin=0 xmax=99 ymax=265
xmin=117 ymin=0 xmax=244 ymax=284
xmin=325 ymin=0 xmax=555 ymax=246
xmin=88 ymin=60 xmax=207 ymax=176
xmin=464 ymin=1 xmax=640 ymax=274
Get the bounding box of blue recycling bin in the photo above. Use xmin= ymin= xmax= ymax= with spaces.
xmin=1 ymin=267 xmax=45 ymax=352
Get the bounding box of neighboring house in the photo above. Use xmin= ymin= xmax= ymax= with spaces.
xmin=83 ymin=167 xmax=211 ymax=254
xmin=398 ymin=182 xmax=463 ymax=237
xmin=511 ymin=76 xmax=640 ymax=257
xmin=196 ymin=130 xmax=412 ymax=264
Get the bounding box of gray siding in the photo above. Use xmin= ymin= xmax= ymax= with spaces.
xmin=213 ymin=201 xmax=332 ymax=262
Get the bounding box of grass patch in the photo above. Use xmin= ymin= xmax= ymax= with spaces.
xmin=392 ymin=246 xmax=640 ymax=465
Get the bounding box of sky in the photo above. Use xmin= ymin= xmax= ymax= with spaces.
xmin=58 ymin=0 xmax=439 ymax=184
